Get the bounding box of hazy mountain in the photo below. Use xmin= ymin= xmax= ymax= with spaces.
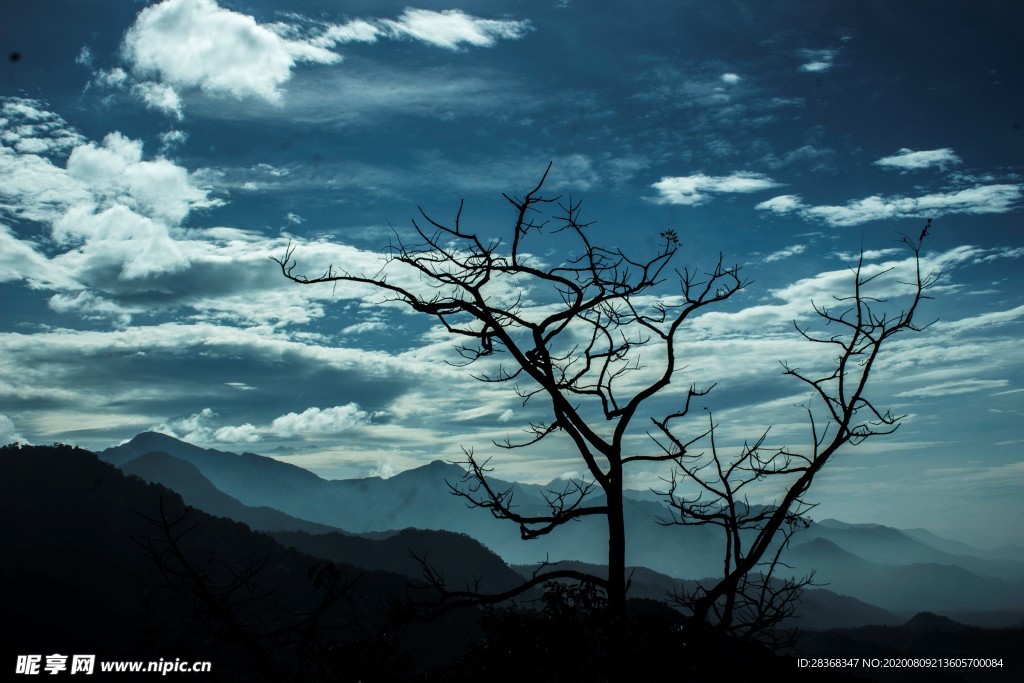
xmin=787 ymin=538 xmax=1024 ymax=614
xmin=101 ymin=433 xmax=725 ymax=576
xmin=121 ymin=450 xmax=339 ymax=535
xmin=99 ymin=433 xmax=1024 ymax=623
xmin=808 ymin=519 xmax=1024 ymax=582
xmin=903 ymin=527 xmax=1024 ymax=564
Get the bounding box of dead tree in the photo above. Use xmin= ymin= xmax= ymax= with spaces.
xmin=657 ymin=233 xmax=936 ymax=643
xmin=273 ymin=165 xmax=933 ymax=637
xmin=274 ymin=164 xmax=744 ymax=625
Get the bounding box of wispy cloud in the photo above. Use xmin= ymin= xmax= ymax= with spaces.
xmin=874 ymin=148 xmax=962 ymax=171
xmin=763 ymin=244 xmax=807 ymax=262
xmin=652 ymin=172 xmax=781 ymax=206
xmin=756 ymin=184 xmax=1022 ymax=226
xmin=379 ymin=8 xmax=531 ymax=50
xmin=798 ymin=48 xmax=838 ymax=73
xmin=894 ymin=379 xmax=1010 ymax=398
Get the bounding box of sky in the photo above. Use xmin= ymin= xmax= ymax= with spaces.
xmin=1 ymin=0 xmax=1022 ymax=543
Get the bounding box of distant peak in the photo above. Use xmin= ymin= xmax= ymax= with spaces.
xmin=130 ymin=431 xmax=186 ymax=446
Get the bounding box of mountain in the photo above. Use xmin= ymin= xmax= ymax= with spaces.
xmin=787 ymin=537 xmax=1024 ymax=614
xmin=903 ymin=527 xmax=1024 ymax=563
xmin=101 ymin=433 xmax=725 ymax=576
xmin=273 ymin=528 xmax=526 ymax=596
xmin=0 ymin=443 xmax=431 ymax=678
xmin=121 ymin=450 xmax=339 ymax=535
xmin=100 ymin=433 xmax=1024 ymax=624
xmin=808 ymin=519 xmax=1024 ymax=582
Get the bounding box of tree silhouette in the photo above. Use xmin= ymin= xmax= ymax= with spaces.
xmin=274 ymin=165 xmax=935 ymax=640
xmin=659 ymin=236 xmax=935 ymax=643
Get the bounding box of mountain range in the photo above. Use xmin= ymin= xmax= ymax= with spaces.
xmin=5 ymin=436 xmax=1024 ymax=682
xmin=100 ymin=431 xmax=1024 ymax=627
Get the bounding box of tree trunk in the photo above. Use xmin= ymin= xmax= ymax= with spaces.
xmin=606 ymin=477 xmax=626 ymax=625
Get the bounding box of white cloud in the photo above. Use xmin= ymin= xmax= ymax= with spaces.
xmin=763 ymin=244 xmax=807 ymax=262
xmin=756 ymin=185 xmax=1022 ymax=226
xmin=94 ymin=68 xmax=129 ymax=89
xmin=48 ymin=290 xmax=136 ymax=326
xmin=0 ymin=97 xmax=85 ymax=156
xmin=133 ymin=82 xmax=184 ymax=120
xmin=381 ymin=8 xmax=532 ymax=49
xmin=53 ymin=204 xmax=189 ymax=280
xmin=66 ymin=132 xmax=214 ymax=224
xmin=153 ymin=407 xmax=218 ymax=445
xmin=652 ymin=172 xmax=781 ymax=205
xmin=720 ymin=73 xmax=741 ymax=84
xmin=75 ymin=46 xmax=93 ymax=67
xmin=0 ymin=146 xmax=93 ymax=223
xmin=154 ymin=403 xmax=370 ymax=445
xmin=341 ymin=320 xmax=388 ymax=335
xmin=0 ymin=111 xmax=224 ymax=300
xmin=159 ymin=129 xmax=188 ymax=154
xmin=118 ymin=2 xmax=530 ymax=114
xmin=315 ymin=19 xmax=382 ymax=45
xmin=874 ymin=148 xmax=962 ymax=171
xmin=498 ymin=409 xmax=515 ymax=423
xmin=798 ymin=48 xmax=838 ymax=73
xmin=756 ymin=194 xmax=805 ymax=214
xmin=268 ymin=404 xmax=370 ymax=437
xmin=0 ymin=224 xmax=72 ymax=289
xmin=214 ymin=423 xmax=261 ymax=443
xmin=895 ymin=379 xmax=1010 ymax=398
xmin=0 ymin=414 xmax=29 ymax=444
xmin=122 ymin=0 xmax=341 ymax=105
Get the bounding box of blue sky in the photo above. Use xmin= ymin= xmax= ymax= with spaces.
xmin=1 ymin=0 xmax=1022 ymax=542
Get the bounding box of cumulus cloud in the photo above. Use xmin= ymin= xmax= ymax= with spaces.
xmin=874 ymin=148 xmax=962 ymax=171
xmin=0 ymin=107 xmax=228 ymax=306
xmin=122 ymin=0 xmax=341 ymax=105
xmin=152 ymin=403 xmax=371 ymax=445
xmin=54 ymin=204 xmax=189 ymax=280
xmin=65 ymin=132 xmax=213 ymax=224
xmin=651 ymin=172 xmax=781 ymax=205
xmin=720 ymin=73 xmax=741 ymax=84
xmin=756 ymin=185 xmax=1022 ymax=226
xmin=269 ymin=404 xmax=371 ymax=437
xmin=213 ymin=423 xmax=261 ymax=443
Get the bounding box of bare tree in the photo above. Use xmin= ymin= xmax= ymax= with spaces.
xmin=273 ymin=165 xmax=934 ymax=636
xmin=658 ymin=235 xmax=935 ymax=643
